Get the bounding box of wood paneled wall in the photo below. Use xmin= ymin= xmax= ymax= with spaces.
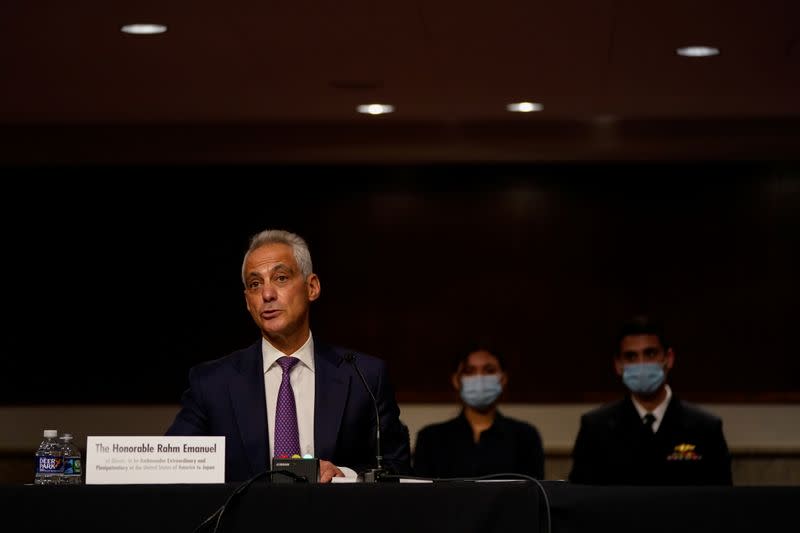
xmin=4 ymin=163 xmax=799 ymax=404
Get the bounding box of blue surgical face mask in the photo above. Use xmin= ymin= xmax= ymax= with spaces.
xmin=460 ymin=374 xmax=503 ymax=409
xmin=622 ymin=362 xmax=665 ymax=395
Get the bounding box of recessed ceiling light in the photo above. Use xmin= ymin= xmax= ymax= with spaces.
xmin=506 ymin=102 xmax=543 ymax=113
xmin=675 ymin=46 xmax=719 ymax=57
xmin=356 ymin=104 xmax=395 ymax=115
xmin=120 ymin=24 xmax=168 ymax=35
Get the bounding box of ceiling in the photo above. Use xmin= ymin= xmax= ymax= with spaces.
xmin=1 ymin=0 xmax=799 ymax=164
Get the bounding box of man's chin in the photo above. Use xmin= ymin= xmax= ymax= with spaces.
xmin=259 ymin=320 xmax=285 ymax=335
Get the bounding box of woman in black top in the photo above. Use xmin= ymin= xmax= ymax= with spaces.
xmin=412 ymin=348 xmax=545 ymax=479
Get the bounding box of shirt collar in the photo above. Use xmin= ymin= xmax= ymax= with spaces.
xmin=262 ymin=332 xmax=315 ymax=373
xmin=631 ymin=384 xmax=672 ymax=423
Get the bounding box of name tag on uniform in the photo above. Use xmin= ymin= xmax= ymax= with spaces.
xmin=86 ymin=436 xmax=225 ymax=484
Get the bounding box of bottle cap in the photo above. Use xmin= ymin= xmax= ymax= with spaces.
xmin=43 ymin=429 xmax=57 ymax=438
xmin=60 ymin=433 xmax=73 ymax=441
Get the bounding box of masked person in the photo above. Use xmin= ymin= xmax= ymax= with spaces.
xmin=412 ymin=347 xmax=544 ymax=479
xmin=568 ymin=315 xmax=733 ymax=486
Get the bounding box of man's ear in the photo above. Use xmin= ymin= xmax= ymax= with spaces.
xmin=613 ymin=356 xmax=624 ymax=377
xmin=499 ymin=372 xmax=508 ymax=388
xmin=307 ymin=274 xmax=321 ymax=301
xmin=665 ymin=347 xmax=675 ymax=372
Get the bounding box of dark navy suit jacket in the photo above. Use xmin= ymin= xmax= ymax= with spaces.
xmin=568 ymin=394 xmax=732 ymax=486
xmin=166 ymin=340 xmax=411 ymax=481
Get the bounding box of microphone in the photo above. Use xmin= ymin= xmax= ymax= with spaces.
xmin=344 ymin=352 xmax=386 ymax=483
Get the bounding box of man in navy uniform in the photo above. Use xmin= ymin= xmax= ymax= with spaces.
xmin=569 ymin=315 xmax=732 ymax=485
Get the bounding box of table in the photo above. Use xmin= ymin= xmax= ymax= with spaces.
xmin=2 ymin=481 xmax=797 ymax=533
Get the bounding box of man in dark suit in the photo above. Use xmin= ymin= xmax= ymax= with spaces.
xmin=166 ymin=229 xmax=410 ymax=482
xmin=568 ymin=316 xmax=732 ymax=485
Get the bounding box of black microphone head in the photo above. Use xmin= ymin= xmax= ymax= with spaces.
xmin=344 ymin=353 xmax=356 ymax=363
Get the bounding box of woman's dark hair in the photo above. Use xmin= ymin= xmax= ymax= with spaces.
xmin=452 ymin=342 xmax=507 ymax=373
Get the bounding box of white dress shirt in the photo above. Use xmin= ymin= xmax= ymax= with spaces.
xmin=262 ymin=333 xmax=316 ymax=459
xmin=261 ymin=333 xmax=358 ymax=479
xmin=631 ymin=384 xmax=672 ymax=433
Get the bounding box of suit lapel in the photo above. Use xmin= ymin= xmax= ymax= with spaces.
xmin=314 ymin=343 xmax=350 ymax=460
xmin=658 ymin=394 xmax=682 ymax=435
xmin=619 ymin=396 xmax=651 ymax=441
xmin=229 ymin=341 xmax=268 ymax=476
xmin=620 ymin=396 xmax=642 ymax=428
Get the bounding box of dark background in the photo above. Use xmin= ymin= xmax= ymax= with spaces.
xmin=4 ymin=161 xmax=799 ymax=404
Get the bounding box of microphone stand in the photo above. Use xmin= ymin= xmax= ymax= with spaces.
xmin=345 ymin=353 xmax=388 ymax=483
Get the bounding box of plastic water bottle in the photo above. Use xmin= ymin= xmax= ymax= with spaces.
xmin=60 ymin=433 xmax=83 ymax=485
xmin=34 ymin=429 xmax=64 ymax=485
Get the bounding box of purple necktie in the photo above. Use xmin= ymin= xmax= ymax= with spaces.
xmin=274 ymin=356 xmax=301 ymax=457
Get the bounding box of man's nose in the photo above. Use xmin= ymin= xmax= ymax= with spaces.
xmin=260 ymin=283 xmax=278 ymax=301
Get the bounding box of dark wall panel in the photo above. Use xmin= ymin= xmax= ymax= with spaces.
xmin=3 ymin=162 xmax=799 ymax=404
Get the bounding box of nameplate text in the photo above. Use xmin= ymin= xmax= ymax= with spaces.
xmin=85 ymin=436 xmax=225 ymax=484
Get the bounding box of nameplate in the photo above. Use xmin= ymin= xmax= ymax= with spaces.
xmin=85 ymin=436 xmax=225 ymax=484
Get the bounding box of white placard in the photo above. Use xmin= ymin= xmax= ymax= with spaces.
xmin=85 ymin=436 xmax=225 ymax=484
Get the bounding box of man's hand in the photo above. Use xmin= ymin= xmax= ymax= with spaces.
xmin=318 ymin=460 xmax=344 ymax=483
